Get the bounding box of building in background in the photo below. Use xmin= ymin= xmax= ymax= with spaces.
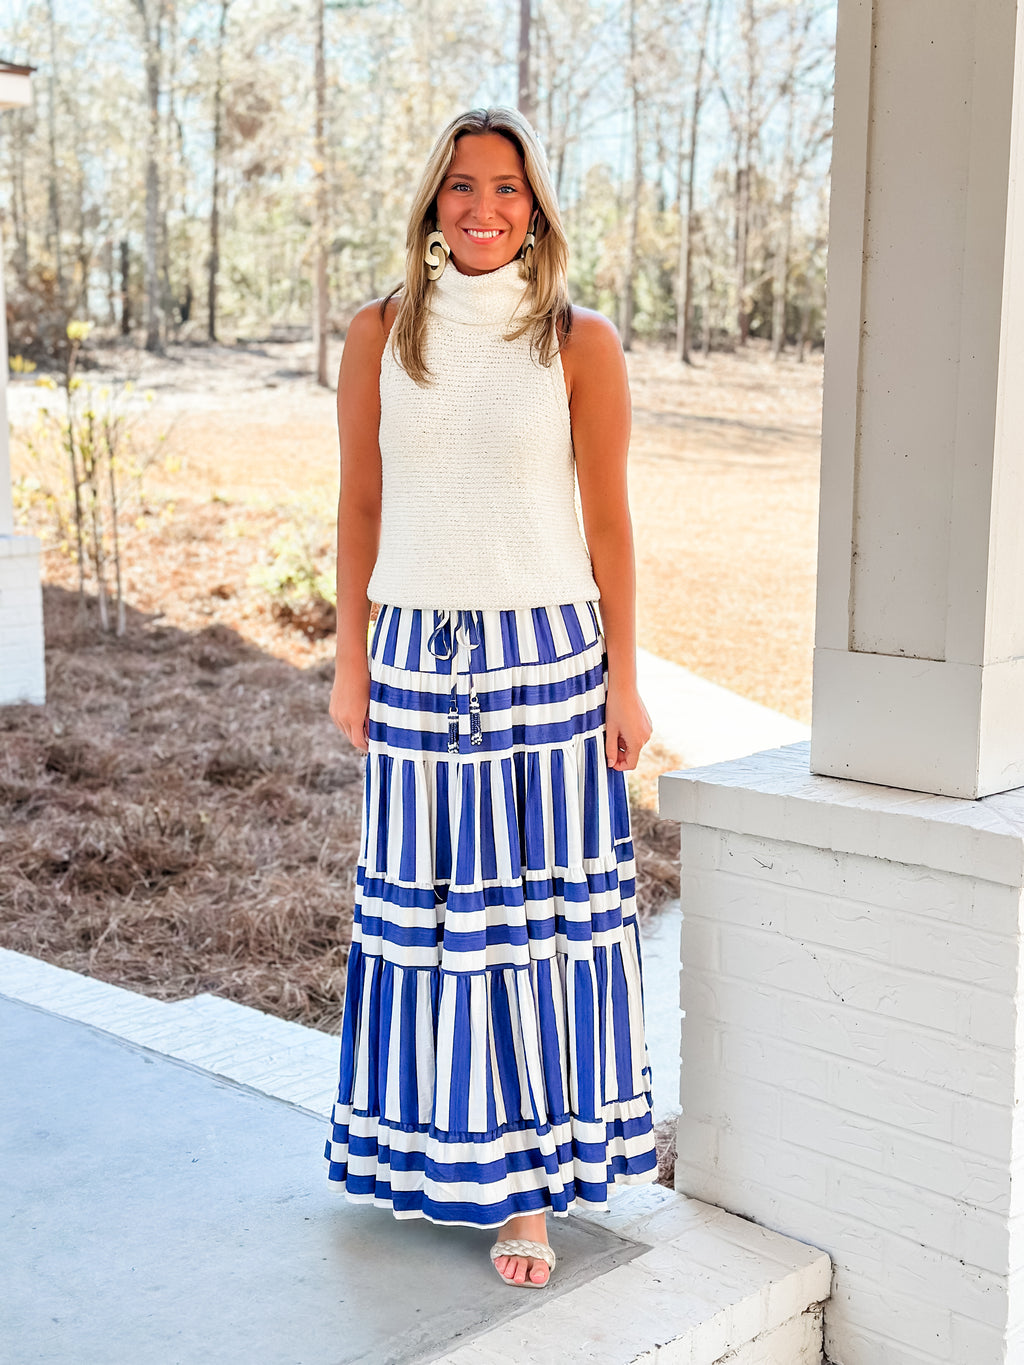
xmin=0 ymin=58 xmax=44 ymax=706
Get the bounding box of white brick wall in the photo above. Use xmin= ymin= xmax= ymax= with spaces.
xmin=0 ymin=534 xmax=45 ymax=705
xmin=661 ymin=743 xmax=1024 ymax=1365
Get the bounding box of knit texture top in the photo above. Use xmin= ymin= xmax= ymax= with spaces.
xmin=366 ymin=259 xmax=601 ymax=610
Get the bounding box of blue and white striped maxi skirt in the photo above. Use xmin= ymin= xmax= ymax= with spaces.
xmin=324 ymin=601 xmax=659 ymax=1227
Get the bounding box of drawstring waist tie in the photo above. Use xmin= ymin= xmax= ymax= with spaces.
xmin=427 ymin=609 xmax=483 ymax=753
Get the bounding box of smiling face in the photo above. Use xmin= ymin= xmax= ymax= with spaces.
xmin=434 ymin=132 xmax=535 ymax=276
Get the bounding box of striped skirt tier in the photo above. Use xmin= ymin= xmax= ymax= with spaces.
xmin=324 ymin=600 xmax=658 ymax=1227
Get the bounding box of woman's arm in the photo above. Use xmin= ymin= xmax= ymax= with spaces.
xmin=561 ymin=310 xmax=652 ymax=771
xmin=328 ymin=301 xmax=391 ymax=752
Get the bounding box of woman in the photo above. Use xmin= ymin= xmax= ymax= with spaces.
xmin=325 ymin=106 xmax=658 ymax=1290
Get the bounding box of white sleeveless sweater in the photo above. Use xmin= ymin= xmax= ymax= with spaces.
xmin=366 ymin=259 xmax=600 ymax=610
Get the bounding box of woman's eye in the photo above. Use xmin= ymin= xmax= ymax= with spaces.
xmin=497 ymin=184 xmax=518 ymax=194
xmin=450 ymin=182 xmax=472 ymax=192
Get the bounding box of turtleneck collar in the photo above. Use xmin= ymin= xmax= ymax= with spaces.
xmin=428 ymin=258 xmax=530 ymax=326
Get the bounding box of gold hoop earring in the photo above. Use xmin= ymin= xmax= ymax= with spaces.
xmin=519 ymin=210 xmax=539 ymax=275
xmin=424 ymin=226 xmax=450 ymax=281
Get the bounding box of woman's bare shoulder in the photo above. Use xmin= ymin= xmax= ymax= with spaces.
xmin=561 ymin=307 xmax=626 ymax=385
xmin=566 ymin=306 xmax=621 ymax=339
xmin=562 ymin=307 xmax=623 ymax=359
xmin=344 ymin=296 xmax=400 ymax=355
xmin=338 ymin=296 xmax=398 ymax=387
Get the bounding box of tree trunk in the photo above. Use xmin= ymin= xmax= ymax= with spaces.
xmin=10 ymin=111 xmax=30 ymax=285
xmin=621 ymin=106 xmax=641 ymax=350
xmin=797 ymin=292 xmax=812 ymax=363
xmin=701 ymin=262 xmax=713 ymax=357
xmin=160 ymin=0 xmax=179 ymax=335
xmin=676 ymin=0 xmax=714 ymax=363
xmin=772 ymin=4 xmax=813 ymax=361
xmin=517 ymin=0 xmax=532 ymax=125
xmin=734 ymin=162 xmax=750 ymax=343
xmin=103 ymin=240 xmax=117 ymax=326
xmin=621 ymin=0 xmax=642 ymax=352
xmin=734 ymin=0 xmax=756 ymax=345
xmin=313 ymin=0 xmax=329 ymax=388
xmin=134 ymin=0 xmax=165 ymax=353
xmin=120 ymin=240 xmax=132 ymax=335
xmin=555 ymin=138 xmax=567 ymax=202
xmin=45 ymin=0 xmax=65 ymax=305
xmin=771 ymin=190 xmax=793 ymax=359
xmin=208 ymin=0 xmax=230 ymax=341
xmin=70 ymin=119 xmax=91 ymax=317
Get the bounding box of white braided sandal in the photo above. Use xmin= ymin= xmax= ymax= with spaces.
xmin=489 ymin=1238 xmax=556 ymax=1289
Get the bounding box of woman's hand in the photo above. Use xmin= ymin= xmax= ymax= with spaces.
xmin=604 ymin=680 xmax=652 ymax=771
xmin=330 ymin=659 xmax=371 ymax=753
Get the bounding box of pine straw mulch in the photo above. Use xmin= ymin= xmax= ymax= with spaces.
xmin=654 ymin=1115 xmax=678 ymax=1189
xmin=0 ymin=585 xmax=680 ymax=1035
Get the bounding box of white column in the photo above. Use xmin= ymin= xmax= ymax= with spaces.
xmin=0 ymin=221 xmax=46 ymax=705
xmin=0 ymin=222 xmax=14 ymax=538
xmin=661 ymin=2 xmax=1024 ymax=1361
xmin=812 ymin=0 xmax=1024 ymax=800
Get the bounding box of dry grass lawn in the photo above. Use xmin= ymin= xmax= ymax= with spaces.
xmin=629 ymin=344 xmax=821 ymax=723
xmin=0 ymin=588 xmax=362 ymax=1031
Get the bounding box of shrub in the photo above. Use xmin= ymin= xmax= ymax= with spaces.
xmin=15 ymin=322 xmax=167 ymax=634
xmin=249 ymin=499 xmax=337 ymax=639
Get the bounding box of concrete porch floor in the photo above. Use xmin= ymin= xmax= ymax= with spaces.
xmin=3 ymin=995 xmax=646 ymax=1364
xmin=1 ymin=947 xmax=831 ymax=1365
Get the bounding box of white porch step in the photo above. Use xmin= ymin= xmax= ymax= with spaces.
xmin=0 ymin=948 xmax=339 ymax=1114
xmin=0 ymin=948 xmax=831 ymax=1364
xmin=442 ymin=1182 xmax=830 ymax=1365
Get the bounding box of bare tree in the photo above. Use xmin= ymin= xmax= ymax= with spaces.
xmin=770 ymin=2 xmax=833 ymax=360
xmin=132 ymin=0 xmax=166 ymax=353
xmin=713 ymin=0 xmax=780 ymax=345
xmin=676 ymin=0 xmax=715 ymax=362
xmin=620 ymin=0 xmax=642 ymax=351
xmin=45 ymin=0 xmax=65 ymax=304
xmin=770 ymin=63 xmax=796 ymax=356
xmin=313 ymin=0 xmax=329 ymax=387
xmin=8 ymin=105 xmax=31 ymax=286
xmin=161 ymin=0 xmax=188 ymax=333
xmin=119 ymin=239 xmax=132 ymax=336
xmin=733 ymin=0 xmax=756 ymax=344
xmin=208 ymin=0 xmax=231 ymax=341
xmin=528 ymin=0 xmax=622 ymax=206
xmin=517 ymin=0 xmax=533 ymax=124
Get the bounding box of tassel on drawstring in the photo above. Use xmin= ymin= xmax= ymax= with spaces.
xmin=447 ymin=686 xmax=460 ymax=754
xmin=429 ymin=610 xmax=484 ymax=754
xmin=469 ymin=685 xmax=482 ymax=746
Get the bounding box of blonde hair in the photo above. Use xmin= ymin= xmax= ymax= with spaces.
xmin=385 ymin=107 xmax=572 ymax=385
